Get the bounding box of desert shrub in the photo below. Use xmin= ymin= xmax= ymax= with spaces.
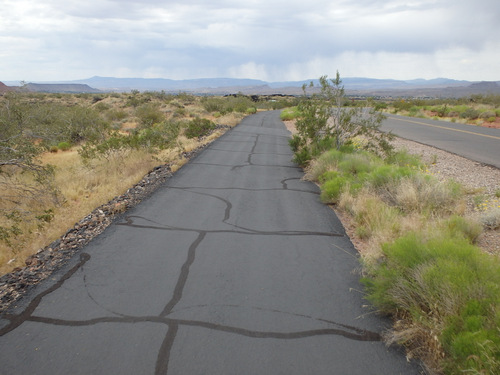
xmin=184 ymin=118 xmax=216 ymax=139
xmin=320 ymin=175 xmax=348 ymax=203
xmin=460 ymin=108 xmax=480 ymax=120
xmin=310 ymin=136 xmax=338 ymax=157
xmin=352 ymin=195 xmax=400 ymax=240
xmin=106 ymin=109 xmax=128 ymax=122
xmin=389 ymin=175 xmax=463 ymax=215
xmin=386 ymin=149 xmax=424 ymax=169
xmin=368 ymin=164 xmax=415 ymax=188
xmin=480 ymin=110 xmax=496 ymax=120
xmin=436 ymin=104 xmax=450 ymax=117
xmin=93 ymin=101 xmax=110 ymax=111
xmin=79 ymin=120 xmax=180 ymax=161
xmin=202 ymin=97 xmax=225 ymax=113
xmin=443 ymin=215 xmax=482 ymax=243
xmin=337 ymin=153 xmax=375 ymax=175
xmin=374 ymin=102 xmax=388 ymax=111
xmin=292 ymin=147 xmax=311 ymax=167
xmin=305 ymin=149 xmax=344 ymax=180
xmin=280 ymin=107 xmax=300 ymax=121
xmin=136 ymin=103 xmax=164 ymax=128
xmin=480 ymin=207 xmax=500 ymax=229
xmin=392 ymin=99 xmax=413 ymax=112
xmin=363 ymin=233 xmax=500 ymax=374
xmin=408 ymin=106 xmax=422 ymax=117
xmin=226 ymin=96 xmax=255 ymax=113
xmin=57 ymin=141 xmax=71 ymax=151
xmin=288 ymin=134 xmax=304 ymax=153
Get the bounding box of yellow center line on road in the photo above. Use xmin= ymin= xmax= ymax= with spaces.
xmin=388 ymin=116 xmax=500 ymax=140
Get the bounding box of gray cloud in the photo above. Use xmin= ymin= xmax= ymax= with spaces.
xmin=0 ymin=0 xmax=498 ymax=81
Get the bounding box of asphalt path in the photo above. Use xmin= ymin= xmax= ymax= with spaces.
xmin=0 ymin=111 xmax=422 ymax=374
xmin=380 ymin=113 xmax=500 ymax=169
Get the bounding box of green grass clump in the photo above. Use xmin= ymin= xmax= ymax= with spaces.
xmin=363 ymin=233 xmax=500 ymax=374
xmin=57 ymin=141 xmax=71 ymax=151
xmin=280 ymin=107 xmax=300 ymax=121
xmin=443 ymin=215 xmax=482 ymax=243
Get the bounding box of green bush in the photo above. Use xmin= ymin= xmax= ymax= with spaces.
xmin=460 ymin=108 xmax=480 ymax=120
xmin=288 ymin=134 xmax=304 ymax=153
xmin=363 ymin=233 xmax=500 ymax=374
xmin=480 ymin=110 xmax=495 ymax=120
xmin=337 ymin=153 xmax=374 ymax=175
xmin=202 ymin=97 xmax=225 ymax=113
xmin=386 ymin=149 xmax=424 ymax=169
xmin=185 ymin=118 xmax=216 ymax=139
xmin=320 ymin=175 xmax=348 ymax=203
xmin=57 ymin=141 xmax=71 ymax=151
xmin=292 ymin=147 xmax=311 ymax=167
xmin=443 ymin=215 xmax=482 ymax=243
xmin=136 ymin=103 xmax=164 ymax=128
xmin=373 ymin=164 xmax=416 ymax=187
xmin=280 ymin=107 xmax=300 ymax=121
xmin=106 ymin=109 xmax=128 ymax=122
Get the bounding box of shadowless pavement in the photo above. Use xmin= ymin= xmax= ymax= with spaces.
xmin=0 ymin=111 xmax=423 ymax=374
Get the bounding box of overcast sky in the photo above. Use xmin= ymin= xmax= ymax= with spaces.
xmin=1 ymin=0 xmax=499 ymax=82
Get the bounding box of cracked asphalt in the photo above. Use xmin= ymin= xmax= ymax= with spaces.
xmin=0 ymin=111 xmax=422 ymax=374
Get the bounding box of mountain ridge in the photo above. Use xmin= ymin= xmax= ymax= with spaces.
xmin=2 ymin=77 xmax=499 ymax=97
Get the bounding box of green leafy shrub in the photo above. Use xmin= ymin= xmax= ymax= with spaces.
xmin=292 ymin=147 xmax=311 ymax=167
xmin=184 ymin=118 xmax=216 ymax=139
xmin=288 ymin=134 xmax=304 ymax=153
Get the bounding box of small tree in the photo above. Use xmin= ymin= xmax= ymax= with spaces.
xmin=293 ymin=72 xmax=393 ymax=165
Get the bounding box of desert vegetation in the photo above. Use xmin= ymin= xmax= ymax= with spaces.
xmin=0 ymin=90 xmax=293 ymax=275
xmin=379 ymin=94 xmax=500 ymax=127
xmin=287 ymin=74 xmax=500 ymax=374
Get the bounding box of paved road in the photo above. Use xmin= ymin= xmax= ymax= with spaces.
xmin=0 ymin=111 xmax=422 ymax=374
xmin=380 ymin=114 xmax=500 ymax=169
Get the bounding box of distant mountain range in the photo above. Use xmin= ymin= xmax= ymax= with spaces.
xmin=2 ymin=76 xmax=500 ymax=97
